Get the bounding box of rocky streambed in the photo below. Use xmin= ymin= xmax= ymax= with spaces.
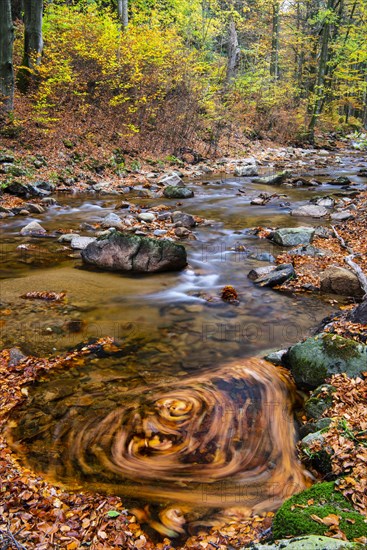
xmin=1 ymin=147 xmax=367 ymax=549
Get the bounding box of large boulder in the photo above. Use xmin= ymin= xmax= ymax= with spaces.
xmin=272 ymin=227 xmax=315 ymax=247
xmin=252 ymin=172 xmax=287 ymax=185
xmin=163 ymin=186 xmax=194 ymax=199
xmin=320 ymin=267 xmax=364 ymax=298
xmin=81 ymin=232 xmax=187 ymax=273
xmin=20 ymin=221 xmax=47 ymax=236
xmin=284 ymin=333 xmax=367 ymax=389
xmin=347 ymin=298 xmax=367 ymax=324
xmin=273 ymin=482 xmax=367 ymax=542
xmin=234 ymin=165 xmax=259 ymax=177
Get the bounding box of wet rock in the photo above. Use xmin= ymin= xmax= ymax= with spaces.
xmin=234 ymin=165 xmax=259 ymax=177
xmin=291 ymin=205 xmax=328 ymax=218
xmin=163 ymin=185 xmax=194 ymax=199
xmin=311 ymin=196 xmax=335 ymax=208
xmin=248 ymin=265 xmax=275 ymax=281
xmin=6 ymin=182 xmax=41 ymax=198
xmin=174 ymin=227 xmax=191 ymax=239
xmin=153 ymin=229 xmax=167 ymax=236
xmin=101 ymin=212 xmax=123 ymax=229
xmin=138 ymin=212 xmax=155 ymax=222
xmin=20 ymin=221 xmax=47 ymax=236
xmin=272 ymin=227 xmax=315 ymax=247
xmin=299 ymin=418 xmax=333 ymax=439
xmin=264 ymin=349 xmax=287 ymax=366
xmin=115 ymin=201 xmax=130 ymax=209
xmin=248 ymin=535 xmax=362 ymax=549
xmin=284 ymin=333 xmax=367 ymax=389
xmin=23 ymin=203 xmax=45 ymax=214
xmin=159 ymin=173 xmax=183 ymax=186
xmin=58 ymin=233 xmax=79 ymax=243
xmin=253 ymin=263 xmax=295 ymax=287
xmin=41 ymin=197 xmax=57 ymax=206
xmin=70 ymin=236 xmax=96 ymax=250
xmin=253 ymin=172 xmax=287 ymax=185
xmin=172 ymin=211 xmax=196 ymax=228
xmin=320 ymin=266 xmax=364 ymax=298
xmin=81 ymin=232 xmax=187 ymax=273
xmin=327 ymin=176 xmax=352 ymax=185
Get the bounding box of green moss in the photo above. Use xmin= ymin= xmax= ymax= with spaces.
xmin=322 ymin=334 xmax=360 ymax=360
xmin=273 ymin=482 xmax=367 ymax=541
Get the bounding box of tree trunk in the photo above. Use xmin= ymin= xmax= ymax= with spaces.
xmin=0 ymin=0 xmax=14 ymax=113
xmin=226 ymin=20 xmax=240 ymax=83
xmin=270 ymin=0 xmax=280 ymax=79
xmin=117 ymin=0 xmax=128 ymax=29
xmin=17 ymin=0 xmax=43 ymax=93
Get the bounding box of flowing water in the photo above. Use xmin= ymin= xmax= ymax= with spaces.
xmin=2 ymin=152 xmax=367 ymax=536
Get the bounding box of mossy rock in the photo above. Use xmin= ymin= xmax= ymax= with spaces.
xmin=273 ymin=482 xmax=367 ymax=541
xmin=285 ymin=333 xmax=367 ymax=389
xmin=248 ymin=535 xmax=363 ymax=549
xmin=305 ymin=384 xmax=336 ymax=419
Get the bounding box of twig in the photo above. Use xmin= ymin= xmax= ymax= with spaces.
xmin=331 ymin=225 xmax=367 ymax=297
xmin=0 ymin=528 xmax=27 ymax=550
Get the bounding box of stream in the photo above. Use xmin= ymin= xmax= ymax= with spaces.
xmin=2 ymin=150 xmax=367 ymax=537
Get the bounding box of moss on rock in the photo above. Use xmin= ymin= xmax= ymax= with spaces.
xmin=273 ymin=482 xmax=367 ymax=541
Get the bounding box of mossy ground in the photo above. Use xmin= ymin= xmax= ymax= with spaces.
xmin=273 ymin=482 xmax=367 ymax=541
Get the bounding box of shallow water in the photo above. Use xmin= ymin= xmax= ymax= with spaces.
xmin=2 ymin=151 xmax=367 ymax=536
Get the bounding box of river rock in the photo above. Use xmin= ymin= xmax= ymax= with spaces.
xmin=234 ymin=165 xmax=259 ymax=177
xmin=272 ymin=227 xmax=315 ymax=247
xmin=138 ymin=212 xmax=155 ymax=222
xmin=311 ymin=196 xmax=335 ymax=208
xmin=174 ymin=227 xmax=191 ymax=239
xmin=81 ymin=232 xmax=187 ymax=273
xmin=248 ymin=535 xmax=362 ymax=549
xmin=58 ymin=233 xmax=79 ymax=243
xmin=320 ymin=266 xmax=364 ymax=297
xmin=264 ymin=349 xmax=287 ymax=365
xmin=159 ymin=173 xmax=183 ymax=186
xmin=248 ymin=265 xmax=275 ymax=281
xmin=284 ymin=333 xmax=367 ymax=389
xmin=253 ymin=263 xmax=295 ymax=287
xmin=172 ymin=211 xmax=196 ymax=228
xmin=23 ymin=203 xmax=45 ymax=214
xmin=347 ymin=298 xmax=367 ymax=324
xmin=20 ymin=221 xmax=47 ymax=236
xmin=291 ymin=205 xmax=328 ymax=218
xmin=327 ymin=176 xmax=352 ymax=185
xmin=70 ymin=236 xmax=96 ymax=250
xmin=304 ymin=384 xmax=336 ymax=419
xmin=101 ymin=213 xmax=123 ymax=229
xmin=163 ymin=186 xmax=194 ymax=199
xmin=330 ymin=210 xmax=354 ymax=221
xmin=253 ymin=172 xmax=287 ymax=185
xmin=288 ymin=245 xmax=329 ymax=257
xmin=249 ymin=252 xmax=276 ymax=262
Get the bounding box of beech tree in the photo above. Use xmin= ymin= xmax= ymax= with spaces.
xmin=17 ymin=0 xmax=44 ymax=92
xmin=117 ymin=0 xmax=128 ymax=28
xmin=0 ymin=0 xmax=14 ymax=113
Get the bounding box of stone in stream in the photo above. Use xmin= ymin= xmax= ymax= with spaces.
xmin=163 ymin=185 xmax=194 ymax=199
xmin=70 ymin=236 xmax=96 ymax=250
xmin=288 ymin=245 xmax=330 ymax=257
xmin=248 ymin=265 xmax=275 ymax=281
xmin=20 ymin=221 xmax=47 ymax=236
xmin=310 ymin=196 xmax=335 ymax=208
xmin=6 ymin=181 xmax=50 ymax=198
xmin=320 ymin=266 xmax=364 ymax=298
xmin=330 ymin=210 xmax=354 ymax=221
xmin=234 ymin=165 xmax=259 ymax=177
xmin=327 ymin=176 xmax=352 ymax=185
xmin=252 ymin=172 xmax=287 ymax=185
xmin=272 ymin=227 xmax=315 ymax=247
xmin=172 ymin=211 xmax=196 ymax=228
xmin=23 ymin=203 xmax=45 ymax=214
xmin=159 ymin=173 xmax=183 ymax=186
xmin=347 ymin=297 xmax=367 ymax=324
xmin=101 ymin=212 xmax=123 ymax=229
xmin=252 ymin=263 xmax=295 ymax=287
xmin=284 ymin=333 xmax=367 ymax=389
xmin=291 ymin=205 xmax=328 ymax=218
xmin=81 ymin=232 xmax=187 ymax=272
